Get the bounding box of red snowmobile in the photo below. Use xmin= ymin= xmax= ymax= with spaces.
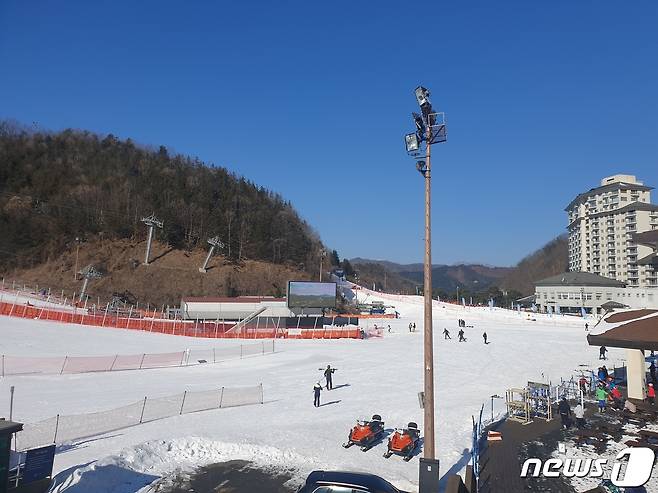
xmin=383 ymin=422 xmax=420 ymax=461
xmin=342 ymin=414 xmax=385 ymax=451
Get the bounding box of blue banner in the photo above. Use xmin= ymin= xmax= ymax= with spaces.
xmin=23 ymin=444 xmax=55 ymax=484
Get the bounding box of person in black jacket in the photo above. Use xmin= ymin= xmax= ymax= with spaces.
xmin=443 ymin=328 xmax=451 ymax=339
xmin=458 ymin=329 xmax=466 ymax=342
xmin=558 ymin=397 xmax=571 ymax=429
xmin=650 ymin=361 xmax=657 ymax=385
xmin=483 ymin=332 xmax=488 ymax=344
xmin=322 ymin=365 xmax=336 ymax=390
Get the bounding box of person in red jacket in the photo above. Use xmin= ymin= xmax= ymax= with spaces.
xmin=648 ymin=383 xmax=656 ymax=405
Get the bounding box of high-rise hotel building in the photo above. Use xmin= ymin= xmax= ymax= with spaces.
xmin=566 ymin=174 xmax=658 ymax=288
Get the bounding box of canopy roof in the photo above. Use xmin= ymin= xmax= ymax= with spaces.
xmin=587 ymin=309 xmax=658 ymax=350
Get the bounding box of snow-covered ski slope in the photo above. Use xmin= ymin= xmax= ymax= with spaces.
xmin=0 ymin=286 xmax=623 ymax=492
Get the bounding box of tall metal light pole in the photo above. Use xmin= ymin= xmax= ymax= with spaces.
xmin=73 ymin=237 xmax=81 ymax=281
xmin=319 ymin=249 xmax=327 ymax=282
xmin=404 ymin=85 xmax=447 ymax=492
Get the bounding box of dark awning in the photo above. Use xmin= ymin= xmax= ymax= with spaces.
xmin=600 ymin=301 xmax=629 ymax=310
xmin=587 ymin=313 xmax=658 ymax=350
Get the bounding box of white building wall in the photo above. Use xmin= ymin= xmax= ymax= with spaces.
xmin=566 ymin=175 xmax=658 ymax=287
xmin=181 ymin=300 xmax=323 ymax=320
xmin=535 ymin=285 xmax=658 ymax=314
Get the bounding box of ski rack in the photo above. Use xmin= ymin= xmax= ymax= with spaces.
xmin=527 ymin=381 xmax=553 ymax=422
xmin=505 ymin=388 xmax=531 ymax=425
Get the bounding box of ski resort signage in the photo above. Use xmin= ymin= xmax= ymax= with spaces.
xmin=287 ymin=281 xmax=337 ymax=309
xmin=520 ymin=447 xmax=655 ymax=487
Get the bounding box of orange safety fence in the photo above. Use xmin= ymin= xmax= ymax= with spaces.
xmin=0 ymin=301 xmax=362 ymax=340
xmin=343 ymin=313 xmax=397 ymax=319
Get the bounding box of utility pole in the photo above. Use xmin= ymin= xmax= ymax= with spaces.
xmin=319 ymin=250 xmax=327 ymax=282
xmin=199 ymin=236 xmax=224 ymax=273
xmin=404 ymin=85 xmax=447 ymax=492
xmin=141 ymin=214 xmax=163 ymax=265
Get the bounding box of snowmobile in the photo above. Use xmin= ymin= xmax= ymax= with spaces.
xmin=342 ymin=414 xmax=385 ymax=451
xmin=383 ymin=422 xmax=420 ymax=461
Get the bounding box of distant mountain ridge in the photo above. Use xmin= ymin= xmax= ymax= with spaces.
xmin=351 ymin=234 xmax=568 ymax=296
xmin=350 ymin=258 xmax=512 ymax=292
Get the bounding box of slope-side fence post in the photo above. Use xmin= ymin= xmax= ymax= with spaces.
xmin=180 ymin=391 xmax=187 ymax=415
xmin=53 ymin=414 xmax=60 ymax=444
xmin=139 ymin=396 xmax=147 ymax=424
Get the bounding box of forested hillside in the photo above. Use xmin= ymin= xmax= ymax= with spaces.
xmin=0 ymin=122 xmax=325 ymax=272
xmin=499 ymin=235 xmax=569 ymax=295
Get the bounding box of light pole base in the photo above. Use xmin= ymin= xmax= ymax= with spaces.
xmin=419 ymin=458 xmax=440 ymax=493
xmin=198 ymin=268 xmax=208 ymax=273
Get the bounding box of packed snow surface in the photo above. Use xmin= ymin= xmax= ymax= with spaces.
xmin=0 ymin=288 xmax=622 ymax=492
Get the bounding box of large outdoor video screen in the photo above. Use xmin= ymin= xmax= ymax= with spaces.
xmin=287 ymin=281 xmax=337 ymax=309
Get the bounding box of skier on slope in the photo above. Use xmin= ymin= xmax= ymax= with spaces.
xmin=443 ymin=328 xmax=451 ymax=340
xmin=458 ymin=329 xmax=466 ymax=342
xmin=320 ymin=364 xmax=337 ymax=390
xmin=313 ymin=382 xmax=323 ymax=407
xmin=483 ymin=332 xmax=488 ymax=344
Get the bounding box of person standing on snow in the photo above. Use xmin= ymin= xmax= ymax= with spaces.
xmin=595 ymin=384 xmax=608 ymax=412
xmin=483 ymin=332 xmax=488 ymax=344
xmin=443 ymin=328 xmax=451 ymax=339
xmin=313 ymin=382 xmax=322 ymax=407
xmin=558 ymin=396 xmax=571 ymax=429
xmin=648 ymin=383 xmax=656 ymax=406
xmin=458 ymin=329 xmax=466 ymax=342
xmin=573 ymin=403 xmax=585 ymax=428
xmin=599 ymin=346 xmax=608 ymax=360
xmin=321 ymin=365 xmax=336 ymax=390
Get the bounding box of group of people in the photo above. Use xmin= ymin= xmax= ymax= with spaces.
xmin=557 ymin=397 xmax=585 ymax=430
xmin=442 ymin=327 xmax=488 ymax=344
xmin=313 ymin=365 xmax=337 ymax=407
xmin=408 ymin=322 xmax=416 ymax=332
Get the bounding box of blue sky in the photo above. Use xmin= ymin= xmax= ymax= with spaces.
xmin=1 ymin=1 xmax=657 ymax=266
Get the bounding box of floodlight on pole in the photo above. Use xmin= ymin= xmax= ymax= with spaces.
xmin=141 ymin=214 xmax=163 ymax=265
xmin=405 ymin=85 xmax=447 ymax=493
xmin=78 ymin=264 xmax=102 ymax=302
xmin=415 ymin=86 xmax=431 ymax=109
xmin=199 ymin=235 xmax=225 ymax=273
xmin=405 ymin=133 xmax=421 ymax=153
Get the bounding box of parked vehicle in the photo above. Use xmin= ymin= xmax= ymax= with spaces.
xmin=297 ymin=470 xmax=409 ymax=493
